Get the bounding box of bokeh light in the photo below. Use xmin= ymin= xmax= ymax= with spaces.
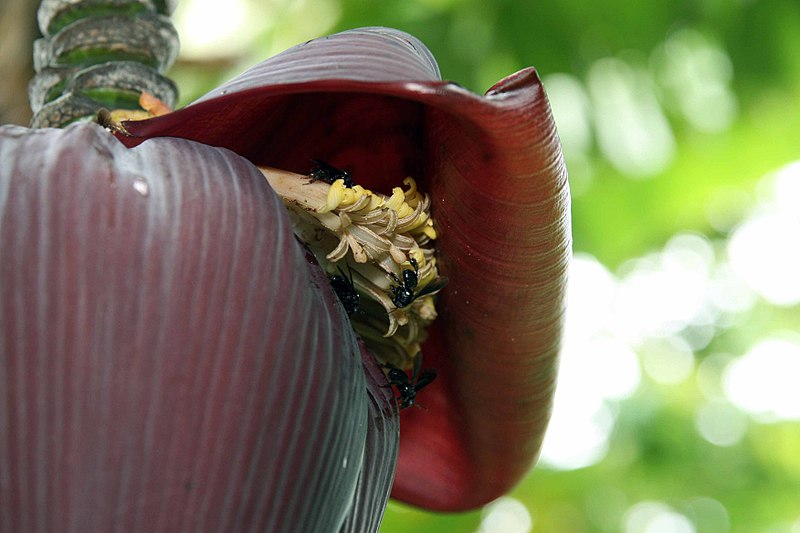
xmin=174 ymin=0 xmax=253 ymax=57
xmin=539 ymin=255 xmax=641 ymax=470
xmin=728 ymin=161 xmax=800 ymax=307
xmin=588 ymin=57 xmax=676 ymax=178
xmin=623 ymin=502 xmax=696 ymax=533
xmin=723 ymin=336 xmax=800 ymax=422
xmin=640 ymin=337 xmax=695 ymax=385
xmin=476 ymin=497 xmax=533 ymax=533
xmin=652 ymin=29 xmax=738 ymax=133
xmin=686 ymin=497 xmax=730 ymax=533
xmin=694 ymin=399 xmax=748 ymax=446
xmin=612 ymin=232 xmax=716 ymax=345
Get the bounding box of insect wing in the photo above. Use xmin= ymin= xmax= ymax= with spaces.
xmin=410 ymin=353 xmax=423 ymax=384
xmin=415 ymin=276 xmax=449 ymax=298
xmin=337 ymin=264 xmax=355 ymax=286
xmin=414 ymin=369 xmax=437 ymax=392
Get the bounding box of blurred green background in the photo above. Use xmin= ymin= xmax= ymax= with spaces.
xmin=168 ymin=1 xmax=800 ymax=532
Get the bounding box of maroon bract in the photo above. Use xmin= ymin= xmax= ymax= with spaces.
xmin=121 ymin=27 xmax=571 ymax=511
xmin=0 ymin=123 xmax=395 ymax=531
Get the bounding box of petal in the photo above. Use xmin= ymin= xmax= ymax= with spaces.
xmin=121 ymin=27 xmax=571 ymax=511
xmin=0 ymin=123 xmax=389 ymax=531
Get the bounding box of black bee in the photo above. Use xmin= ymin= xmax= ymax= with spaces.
xmin=329 ymin=265 xmax=360 ymax=316
xmin=388 ymin=258 xmax=449 ymax=309
xmin=382 ymin=356 xmax=436 ymax=409
xmin=309 ymin=159 xmax=354 ymax=188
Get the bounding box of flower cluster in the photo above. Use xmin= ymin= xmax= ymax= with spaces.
xmin=261 ymin=165 xmax=444 ymax=369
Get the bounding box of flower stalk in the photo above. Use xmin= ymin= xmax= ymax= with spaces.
xmin=29 ymin=0 xmax=179 ymax=127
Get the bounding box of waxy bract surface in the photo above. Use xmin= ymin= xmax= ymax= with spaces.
xmin=0 ymin=123 xmax=397 ymax=531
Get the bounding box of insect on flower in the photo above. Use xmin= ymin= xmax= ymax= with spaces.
xmin=382 ymin=355 xmax=436 ymax=409
xmin=309 ymin=159 xmax=355 ymax=188
xmin=95 ymin=108 xmax=131 ymax=136
xmin=388 ymin=258 xmax=449 ymax=309
xmin=328 ymin=265 xmax=360 ymax=316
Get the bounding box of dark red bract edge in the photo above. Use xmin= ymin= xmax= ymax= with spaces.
xmin=122 ymin=27 xmax=571 ymax=511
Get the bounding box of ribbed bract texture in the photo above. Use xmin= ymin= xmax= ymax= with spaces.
xmin=0 ymin=123 xmax=378 ymax=531
xmin=339 ymin=342 xmax=400 ymax=533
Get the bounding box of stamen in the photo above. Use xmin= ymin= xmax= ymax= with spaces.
xmin=259 ymin=165 xmax=446 ymax=369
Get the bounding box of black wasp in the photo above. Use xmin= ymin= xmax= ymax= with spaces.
xmin=382 ymin=356 xmax=436 ymax=409
xmin=329 ymin=265 xmax=360 ymax=316
xmin=309 ymin=159 xmax=355 ymax=188
xmin=389 ymin=258 xmax=448 ymax=309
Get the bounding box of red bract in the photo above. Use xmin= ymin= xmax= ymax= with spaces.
xmin=0 ymin=123 xmax=396 ymax=532
xmin=121 ymin=27 xmax=571 ymax=511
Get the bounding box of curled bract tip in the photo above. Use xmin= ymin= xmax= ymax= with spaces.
xmin=121 ymin=27 xmax=571 ymax=511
